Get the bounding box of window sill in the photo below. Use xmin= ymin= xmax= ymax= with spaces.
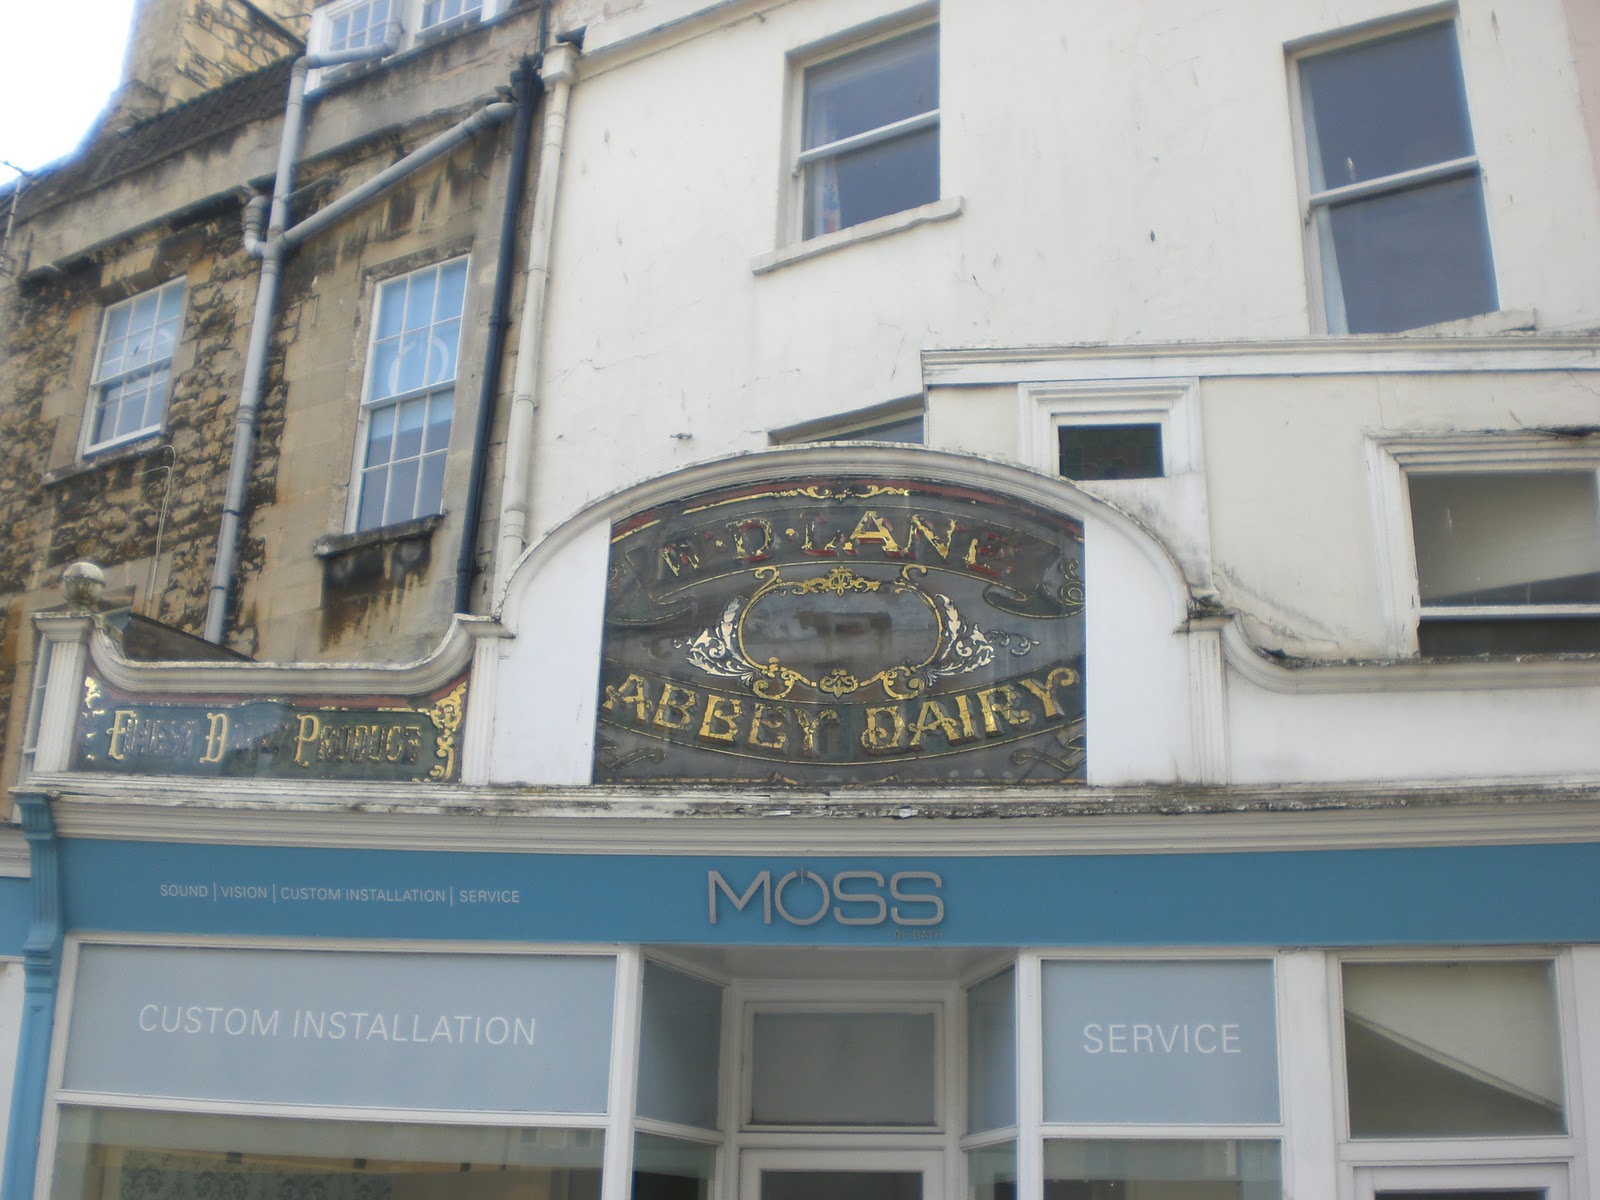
xmin=44 ymin=436 xmax=169 ymax=487
xmin=313 ymin=513 xmax=444 ymax=560
xmin=751 ymin=196 xmax=963 ymax=276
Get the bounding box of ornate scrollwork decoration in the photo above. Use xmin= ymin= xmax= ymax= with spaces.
xmin=422 ymin=680 xmax=468 ymax=781
xmin=83 ymin=675 xmax=104 ymax=714
xmin=680 ymin=564 xmax=997 ymax=701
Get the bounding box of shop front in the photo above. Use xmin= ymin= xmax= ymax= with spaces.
xmin=14 ymin=449 xmax=1600 ymax=1199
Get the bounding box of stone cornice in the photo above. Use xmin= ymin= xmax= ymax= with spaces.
xmin=29 ymin=772 xmax=1600 ymax=855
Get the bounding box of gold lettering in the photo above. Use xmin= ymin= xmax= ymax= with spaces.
xmin=748 ymin=703 xmax=788 ymax=751
xmin=846 ymin=510 xmax=901 ymax=554
xmin=1017 ymin=666 xmax=1080 ymax=720
xmin=860 ymin=706 xmax=911 ymax=755
xmin=909 ymin=699 xmax=962 ymax=747
xmin=384 ymin=726 xmax=404 ymax=762
xmin=792 ymin=708 xmax=838 ymax=757
xmin=800 ymin=515 xmax=839 ymax=557
xmin=200 ymin=712 xmax=229 ymax=764
xmin=293 ymin=714 xmax=322 ymax=766
xmin=907 ymin=514 xmax=957 ymax=560
xmin=698 ymin=694 xmax=743 ymax=743
xmin=953 ymin=694 xmax=978 ymax=739
xmin=963 ymin=533 xmax=1004 ymax=577
xmin=653 ymin=683 xmax=699 ymax=731
xmin=727 ymin=518 xmax=774 ymax=561
xmin=976 ymin=685 xmax=1031 ymax=735
xmin=602 ymin=674 xmax=653 ymax=724
xmin=108 ymin=710 xmax=138 ymax=761
xmin=660 ymin=540 xmax=700 ymax=577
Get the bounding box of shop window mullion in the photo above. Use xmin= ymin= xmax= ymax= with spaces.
xmin=603 ymin=945 xmax=645 ymax=1200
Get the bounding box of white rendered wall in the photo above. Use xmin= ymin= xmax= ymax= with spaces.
xmin=525 ymin=0 xmax=1600 ymax=541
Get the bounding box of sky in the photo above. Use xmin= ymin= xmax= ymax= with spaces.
xmin=1 ymin=0 xmax=138 ymax=187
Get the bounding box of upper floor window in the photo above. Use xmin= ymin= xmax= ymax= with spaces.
xmin=796 ymin=24 xmax=938 ymax=240
xmin=1408 ymin=468 xmax=1600 ymax=656
xmin=325 ymin=0 xmax=395 ymax=53
xmin=310 ymin=0 xmax=500 ymax=72
xmin=352 ymin=258 xmax=468 ymax=532
xmin=1295 ymin=21 xmax=1497 ymax=333
xmin=85 ymin=280 xmax=185 ymax=455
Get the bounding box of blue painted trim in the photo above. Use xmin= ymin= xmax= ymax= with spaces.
xmin=56 ymin=838 xmax=1600 ymax=948
xmin=4 ymin=795 xmax=61 ymax=1200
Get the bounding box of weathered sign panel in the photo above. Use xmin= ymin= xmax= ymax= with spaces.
xmin=595 ymin=478 xmax=1085 ymax=784
xmin=74 ymin=676 xmax=468 ymax=782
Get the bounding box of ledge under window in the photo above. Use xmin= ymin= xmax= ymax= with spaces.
xmin=44 ymin=437 xmax=170 ymax=487
xmin=752 ymin=195 xmax=963 ymax=276
xmin=313 ymin=513 xmax=444 ymax=560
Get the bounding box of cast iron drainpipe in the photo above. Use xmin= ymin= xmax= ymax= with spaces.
xmin=454 ymin=54 xmax=541 ymax=614
xmin=203 ymin=47 xmax=515 ymax=644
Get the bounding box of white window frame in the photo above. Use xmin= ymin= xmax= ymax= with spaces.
xmin=1366 ymin=433 xmax=1600 ymax=659
xmin=740 ymin=1147 xmax=947 ymax=1200
xmin=82 ymin=279 xmax=185 ymax=456
xmin=347 ymin=255 xmax=470 ymax=534
xmin=1329 ymin=949 xmax=1585 ymax=1199
xmin=16 ymin=639 xmax=53 ymax=781
xmin=1288 ymin=14 xmax=1496 ymax=335
xmin=307 ymin=0 xmax=506 ymax=85
xmin=782 ymin=8 xmax=942 ymax=249
xmin=1021 ymin=379 xmax=1202 ymax=482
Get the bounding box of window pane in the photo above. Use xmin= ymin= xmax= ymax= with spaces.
xmin=364 ymin=404 xmax=395 ymax=466
xmin=427 ymin=317 xmax=461 ymax=384
xmin=637 ymin=961 xmax=722 ymax=1129
xmin=1045 ymin=1140 xmax=1280 ymax=1200
xmin=375 ymin=279 xmax=406 ymax=338
xmin=405 ymin=269 xmax=438 ymax=330
xmin=804 ymin=27 xmax=937 ymax=149
xmin=437 ymin=258 xmax=469 ymax=317
xmin=1324 ymin=174 xmax=1496 ymax=333
xmin=1419 ymin=617 xmax=1600 ymax=657
xmin=1409 ymin=472 xmax=1600 ymax=606
xmin=1342 ymin=962 xmax=1565 ymax=1138
xmin=393 ymin=397 xmax=427 ymax=460
xmin=386 ymin=456 xmax=421 ymax=525
xmin=750 ymin=1011 xmax=935 ymax=1126
xmin=51 ymin=1108 xmax=603 ymax=1200
xmin=1059 ymin=424 xmax=1164 ymax=480
xmin=805 ymin=125 xmax=938 ymax=236
xmin=1301 ymin=23 xmax=1474 ymax=190
xmin=356 ymin=464 xmax=389 ymax=530
xmin=633 ymin=1133 xmax=714 ymax=1200
xmin=968 ymin=1143 xmax=1016 ymax=1200
xmin=763 ymin=1171 xmax=922 ymax=1200
xmin=967 ymin=969 xmax=1016 ymax=1134
xmin=395 ymin=329 xmax=428 ymax=393
xmin=423 ymin=392 xmax=454 ymax=453
xmin=416 ymin=449 xmax=447 ymax=517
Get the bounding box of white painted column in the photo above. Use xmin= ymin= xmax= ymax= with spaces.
xmin=602 ymin=946 xmax=644 ymax=1200
xmin=1016 ymin=953 xmax=1044 ymax=1200
xmin=1277 ymin=951 xmax=1340 ymax=1200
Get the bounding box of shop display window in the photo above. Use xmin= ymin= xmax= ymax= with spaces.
xmin=632 ymin=1132 xmax=716 ymax=1200
xmin=49 ymin=1108 xmax=603 ymax=1199
xmin=966 ymin=968 xmax=1016 ymax=1135
xmin=1043 ymin=1139 xmax=1280 ymax=1200
xmin=966 ymin=1142 xmax=1017 ymax=1200
xmin=749 ymin=1010 xmax=937 ymax=1127
xmin=1341 ymin=961 xmax=1565 ymax=1138
xmin=637 ymin=961 xmax=723 ymax=1131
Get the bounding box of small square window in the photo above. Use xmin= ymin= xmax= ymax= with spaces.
xmin=352 ymin=257 xmax=469 ymax=532
xmin=1407 ymin=470 xmax=1600 ymax=656
xmin=85 ymin=280 xmax=185 ymax=455
xmin=1342 ymin=961 xmax=1566 ymax=1138
xmin=796 ymin=25 xmax=939 ymax=240
xmin=1058 ymin=423 xmax=1164 ymax=481
xmin=1296 ymin=22 xmax=1496 ymax=333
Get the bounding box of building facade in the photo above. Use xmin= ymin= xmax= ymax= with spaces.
xmin=0 ymin=0 xmax=1598 ymax=1198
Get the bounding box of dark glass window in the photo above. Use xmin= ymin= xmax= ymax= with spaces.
xmin=1058 ymin=424 xmax=1164 ymax=481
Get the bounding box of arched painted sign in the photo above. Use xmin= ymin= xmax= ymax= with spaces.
xmin=595 ymin=477 xmax=1085 ymax=784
